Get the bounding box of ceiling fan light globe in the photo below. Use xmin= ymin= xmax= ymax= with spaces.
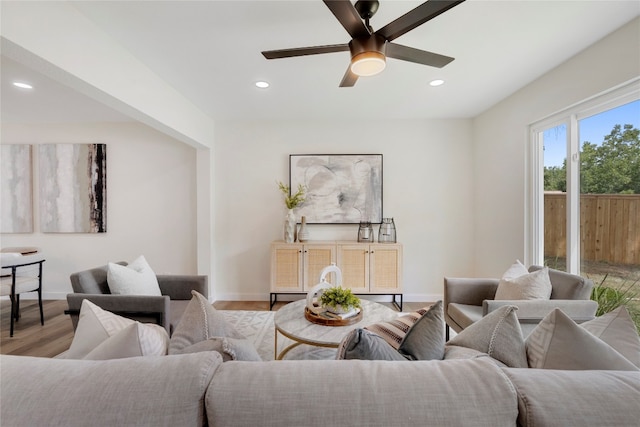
xmin=350 ymin=52 xmax=386 ymax=77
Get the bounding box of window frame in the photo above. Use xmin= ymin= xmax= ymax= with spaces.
xmin=525 ymin=78 xmax=640 ymax=273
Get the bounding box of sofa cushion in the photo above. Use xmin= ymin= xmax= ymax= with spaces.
xmin=169 ymin=290 xmax=260 ymax=360
xmin=398 ymin=300 xmax=445 ymax=361
xmin=336 ymin=328 xmax=408 ymax=360
xmin=495 ymin=263 xmax=552 ymax=300
xmin=0 ymin=352 xmax=222 ymax=426
xmin=581 ymin=306 xmax=640 ymax=368
xmin=525 ymin=308 xmax=638 ymax=370
xmin=207 ymin=358 xmax=518 ymax=426
xmin=448 ymin=305 xmax=528 ymax=368
xmin=107 ymin=255 xmax=161 ymax=296
xmin=447 ymin=303 xmax=483 ymax=329
xmin=65 ymin=299 xmax=169 ymax=359
xmin=364 ymin=304 xmax=433 ymax=349
xmin=502 ymin=367 xmax=640 ymax=427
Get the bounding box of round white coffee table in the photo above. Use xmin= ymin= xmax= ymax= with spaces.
xmin=274 ymin=299 xmax=398 ymax=360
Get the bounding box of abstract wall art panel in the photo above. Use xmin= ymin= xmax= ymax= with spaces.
xmin=1 ymin=144 xmax=33 ymax=233
xmin=39 ymin=143 xmax=107 ymax=233
xmin=290 ymin=154 xmax=382 ymax=224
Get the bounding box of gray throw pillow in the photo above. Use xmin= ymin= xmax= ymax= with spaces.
xmin=172 ymin=337 xmax=261 ymax=361
xmin=448 ymin=305 xmax=528 ymax=368
xmin=169 ymin=291 xmax=257 ymax=360
xmin=398 ymin=300 xmax=445 ymax=361
xmin=336 ymin=328 xmax=408 ymax=361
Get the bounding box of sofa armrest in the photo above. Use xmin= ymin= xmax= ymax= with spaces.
xmin=158 ymin=275 xmax=208 ymax=300
xmin=0 ymin=352 xmax=222 ymax=426
xmin=483 ymin=299 xmax=598 ymax=323
xmin=502 ymin=368 xmax=640 ymax=427
xmin=66 ymin=294 xmax=171 ymax=333
xmin=444 ymin=277 xmax=499 ymax=307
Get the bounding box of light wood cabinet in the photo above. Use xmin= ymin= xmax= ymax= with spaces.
xmin=270 ymin=242 xmax=336 ymax=293
xmin=337 ymin=243 xmax=403 ymax=294
xmin=270 ymin=241 xmax=402 ymax=309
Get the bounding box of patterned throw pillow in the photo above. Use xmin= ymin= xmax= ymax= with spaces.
xmin=364 ymin=304 xmax=433 ymax=350
xmin=581 ymin=306 xmax=640 ymax=368
xmin=526 ymin=308 xmax=638 ymax=371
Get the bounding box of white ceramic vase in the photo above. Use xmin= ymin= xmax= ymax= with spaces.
xmin=298 ymin=216 xmax=309 ymax=242
xmin=284 ymin=209 xmax=296 ymax=243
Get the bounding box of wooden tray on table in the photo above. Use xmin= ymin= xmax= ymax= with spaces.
xmin=304 ymin=306 xmax=363 ymax=326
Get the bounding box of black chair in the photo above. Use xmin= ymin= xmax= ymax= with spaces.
xmin=1 ymin=252 xmax=46 ymax=337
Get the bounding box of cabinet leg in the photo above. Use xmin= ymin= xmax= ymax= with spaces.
xmin=391 ymin=294 xmax=402 ymax=311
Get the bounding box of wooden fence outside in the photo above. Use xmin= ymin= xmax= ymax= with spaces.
xmin=544 ymin=193 xmax=640 ymax=265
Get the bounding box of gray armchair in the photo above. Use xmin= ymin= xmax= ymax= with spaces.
xmin=444 ymin=265 xmax=598 ymax=339
xmin=66 ymin=262 xmax=207 ymax=334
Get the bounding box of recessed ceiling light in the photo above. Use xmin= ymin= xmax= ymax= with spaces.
xmin=255 ymin=81 xmax=270 ymax=89
xmin=13 ymin=82 xmax=33 ymax=89
xmin=429 ymin=79 xmax=445 ymax=87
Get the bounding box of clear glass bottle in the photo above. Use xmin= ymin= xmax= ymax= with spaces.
xmin=378 ymin=218 xmax=396 ymax=243
xmin=357 ymin=221 xmax=374 ymax=242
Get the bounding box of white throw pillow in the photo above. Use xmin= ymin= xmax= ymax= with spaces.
xmin=495 ymin=262 xmax=552 ymax=300
xmin=65 ymin=299 xmax=169 ymax=359
xmin=107 ymin=255 xmax=161 ymax=296
xmin=500 ymin=260 xmax=529 ymax=281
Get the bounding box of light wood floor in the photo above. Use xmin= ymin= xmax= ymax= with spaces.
xmin=1 ymin=299 xmax=430 ymax=358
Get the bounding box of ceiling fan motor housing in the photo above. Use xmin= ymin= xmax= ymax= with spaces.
xmin=349 ymin=34 xmax=387 ymax=59
xmin=349 ymin=35 xmax=387 ymax=76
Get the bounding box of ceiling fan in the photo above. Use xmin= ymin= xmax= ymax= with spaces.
xmin=262 ymin=0 xmax=465 ymax=87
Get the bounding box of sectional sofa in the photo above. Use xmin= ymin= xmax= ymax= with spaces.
xmin=1 ymin=350 xmax=638 ymax=427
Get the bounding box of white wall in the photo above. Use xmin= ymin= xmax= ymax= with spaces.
xmin=213 ymin=119 xmax=474 ymax=301
xmin=1 ymin=122 xmax=198 ymax=299
xmin=472 ymin=17 xmax=640 ymax=277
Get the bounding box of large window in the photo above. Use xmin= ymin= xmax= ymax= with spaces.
xmin=527 ymin=80 xmax=639 ymax=289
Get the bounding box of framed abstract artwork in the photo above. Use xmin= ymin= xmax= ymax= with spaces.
xmin=289 ymin=154 xmax=382 ymax=224
xmin=39 ymin=143 xmax=107 ymax=233
xmin=0 ymin=144 xmax=33 ymax=233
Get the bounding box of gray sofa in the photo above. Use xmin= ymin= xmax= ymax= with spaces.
xmin=444 ymin=265 xmax=598 ymax=338
xmin=1 ymin=351 xmax=638 ymax=427
xmin=67 ymin=263 xmax=207 ymax=334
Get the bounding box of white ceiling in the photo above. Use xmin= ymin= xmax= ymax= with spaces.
xmin=2 ymin=1 xmax=639 ymax=123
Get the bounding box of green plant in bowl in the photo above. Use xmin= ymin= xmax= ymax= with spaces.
xmin=320 ymin=286 xmax=361 ymax=313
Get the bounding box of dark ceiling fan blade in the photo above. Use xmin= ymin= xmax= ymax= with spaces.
xmin=387 ymin=43 xmax=454 ymax=68
xmin=339 ymin=66 xmax=359 ymax=87
xmin=376 ymin=0 xmax=466 ymax=42
xmin=262 ymin=44 xmax=349 ymax=59
xmin=323 ymin=0 xmax=371 ymax=39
